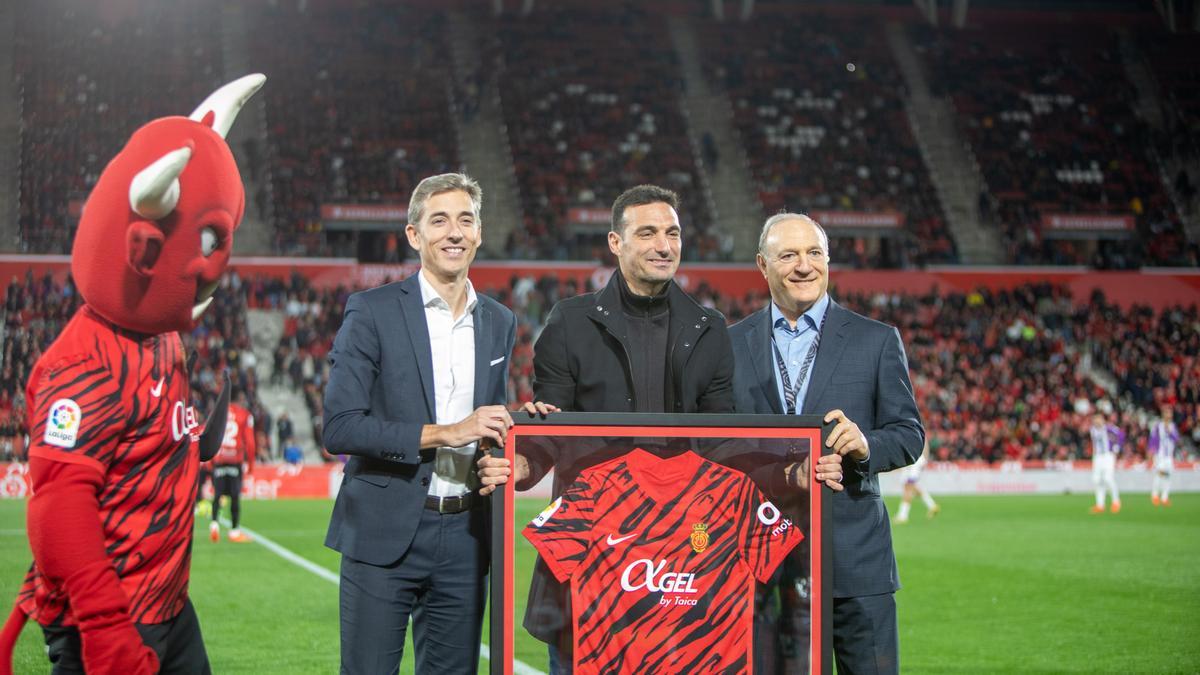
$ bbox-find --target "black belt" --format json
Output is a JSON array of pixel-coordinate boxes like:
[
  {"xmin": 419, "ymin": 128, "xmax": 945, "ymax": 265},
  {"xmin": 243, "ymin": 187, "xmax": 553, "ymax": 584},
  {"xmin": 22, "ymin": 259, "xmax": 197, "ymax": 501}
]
[{"xmin": 424, "ymin": 492, "xmax": 478, "ymax": 514}]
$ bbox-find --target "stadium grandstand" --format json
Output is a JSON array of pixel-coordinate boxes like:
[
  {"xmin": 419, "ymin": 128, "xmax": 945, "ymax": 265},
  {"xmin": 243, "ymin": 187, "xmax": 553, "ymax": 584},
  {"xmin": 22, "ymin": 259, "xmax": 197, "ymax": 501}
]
[
  {"xmin": 1, "ymin": 0, "xmax": 1199, "ymax": 672},
  {"xmin": 1, "ymin": 0, "xmax": 1196, "ymax": 463}
]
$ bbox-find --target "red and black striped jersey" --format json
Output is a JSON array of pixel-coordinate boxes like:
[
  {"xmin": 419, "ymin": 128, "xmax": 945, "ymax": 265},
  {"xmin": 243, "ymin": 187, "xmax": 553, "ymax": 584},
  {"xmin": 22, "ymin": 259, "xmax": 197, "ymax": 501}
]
[
  {"xmin": 213, "ymin": 402, "xmax": 255, "ymax": 469},
  {"xmin": 18, "ymin": 305, "xmax": 200, "ymax": 626},
  {"xmin": 523, "ymin": 448, "xmax": 802, "ymax": 674}
]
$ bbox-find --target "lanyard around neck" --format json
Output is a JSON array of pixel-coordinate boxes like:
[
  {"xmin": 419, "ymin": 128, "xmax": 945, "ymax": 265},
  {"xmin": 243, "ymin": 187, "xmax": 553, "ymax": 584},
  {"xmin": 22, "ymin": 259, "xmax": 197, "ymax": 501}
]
[{"xmin": 772, "ymin": 309, "xmax": 827, "ymax": 415}]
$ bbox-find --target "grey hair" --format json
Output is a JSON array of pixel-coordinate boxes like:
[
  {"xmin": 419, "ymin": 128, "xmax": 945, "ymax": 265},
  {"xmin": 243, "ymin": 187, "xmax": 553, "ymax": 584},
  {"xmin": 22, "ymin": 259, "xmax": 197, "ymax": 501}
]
[
  {"xmin": 408, "ymin": 173, "xmax": 482, "ymax": 226},
  {"xmin": 757, "ymin": 212, "xmax": 829, "ymax": 257}
]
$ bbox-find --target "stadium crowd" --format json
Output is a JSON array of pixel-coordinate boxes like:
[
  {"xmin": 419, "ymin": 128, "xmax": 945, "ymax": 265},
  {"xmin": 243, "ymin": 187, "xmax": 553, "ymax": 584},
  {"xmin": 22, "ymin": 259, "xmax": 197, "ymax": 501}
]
[
  {"xmin": 9, "ymin": 3, "xmax": 1197, "ymax": 269},
  {"xmin": 492, "ymin": 5, "xmax": 724, "ymax": 261},
  {"xmin": 1, "ymin": 271, "xmax": 80, "ymax": 460},
  {"xmin": 16, "ymin": 271, "xmax": 1191, "ymax": 466},
  {"xmin": 248, "ymin": 3, "xmax": 459, "ymax": 257},
  {"xmin": 13, "ymin": 1, "xmax": 225, "ymax": 254},
  {"xmin": 912, "ymin": 21, "xmax": 1193, "ymax": 268},
  {"xmin": 699, "ymin": 13, "xmax": 956, "ymax": 267},
  {"xmin": 0, "ymin": 269, "xmax": 275, "ymax": 463}
]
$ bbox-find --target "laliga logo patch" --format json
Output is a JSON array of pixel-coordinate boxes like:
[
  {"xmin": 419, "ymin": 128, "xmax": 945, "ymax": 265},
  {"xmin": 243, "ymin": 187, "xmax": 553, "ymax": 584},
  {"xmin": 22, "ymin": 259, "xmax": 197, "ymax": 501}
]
[
  {"xmin": 44, "ymin": 399, "xmax": 82, "ymax": 448},
  {"xmin": 531, "ymin": 496, "xmax": 562, "ymax": 528},
  {"xmin": 690, "ymin": 523, "xmax": 709, "ymax": 553}
]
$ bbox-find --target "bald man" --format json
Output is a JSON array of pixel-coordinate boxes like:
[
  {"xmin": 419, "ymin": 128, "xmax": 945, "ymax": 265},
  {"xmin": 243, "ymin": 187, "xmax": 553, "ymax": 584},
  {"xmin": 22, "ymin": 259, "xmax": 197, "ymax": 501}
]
[{"xmin": 729, "ymin": 213, "xmax": 924, "ymax": 674}]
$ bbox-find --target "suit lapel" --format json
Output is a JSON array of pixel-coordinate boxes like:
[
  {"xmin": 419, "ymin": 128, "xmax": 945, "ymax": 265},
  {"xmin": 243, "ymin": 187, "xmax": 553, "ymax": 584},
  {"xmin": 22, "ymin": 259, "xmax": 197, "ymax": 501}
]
[
  {"xmin": 399, "ymin": 276, "xmax": 436, "ymax": 419},
  {"xmin": 472, "ymin": 300, "xmax": 492, "ymax": 407},
  {"xmin": 801, "ymin": 299, "xmax": 850, "ymax": 414},
  {"xmin": 747, "ymin": 307, "xmax": 784, "ymax": 414}
]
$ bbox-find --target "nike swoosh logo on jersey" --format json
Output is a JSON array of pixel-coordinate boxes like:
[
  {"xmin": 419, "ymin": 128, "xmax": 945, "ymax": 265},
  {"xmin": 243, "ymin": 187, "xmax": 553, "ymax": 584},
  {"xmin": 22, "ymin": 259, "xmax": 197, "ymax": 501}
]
[
  {"xmin": 150, "ymin": 378, "xmax": 165, "ymax": 398},
  {"xmin": 606, "ymin": 533, "xmax": 636, "ymax": 546}
]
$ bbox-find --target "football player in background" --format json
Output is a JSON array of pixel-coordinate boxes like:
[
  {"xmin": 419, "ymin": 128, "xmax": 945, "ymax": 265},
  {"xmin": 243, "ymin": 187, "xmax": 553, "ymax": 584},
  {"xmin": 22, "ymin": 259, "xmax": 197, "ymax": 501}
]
[
  {"xmin": 195, "ymin": 392, "xmax": 214, "ymax": 519},
  {"xmin": 1089, "ymin": 412, "xmax": 1124, "ymax": 514},
  {"xmin": 1149, "ymin": 405, "xmax": 1180, "ymax": 507},
  {"xmin": 210, "ymin": 390, "xmax": 256, "ymax": 543},
  {"xmin": 894, "ymin": 440, "xmax": 940, "ymax": 524}
]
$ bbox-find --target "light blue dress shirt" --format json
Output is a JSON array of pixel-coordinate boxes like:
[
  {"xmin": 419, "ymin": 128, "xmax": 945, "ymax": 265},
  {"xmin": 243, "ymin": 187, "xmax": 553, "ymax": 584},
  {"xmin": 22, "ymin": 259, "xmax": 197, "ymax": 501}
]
[{"xmin": 770, "ymin": 293, "xmax": 830, "ymax": 414}]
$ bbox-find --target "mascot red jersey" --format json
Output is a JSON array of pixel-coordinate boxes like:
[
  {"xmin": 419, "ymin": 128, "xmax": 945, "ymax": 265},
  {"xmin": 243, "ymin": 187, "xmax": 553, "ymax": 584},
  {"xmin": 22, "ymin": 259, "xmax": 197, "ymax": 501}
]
[{"xmin": 0, "ymin": 74, "xmax": 265, "ymax": 675}]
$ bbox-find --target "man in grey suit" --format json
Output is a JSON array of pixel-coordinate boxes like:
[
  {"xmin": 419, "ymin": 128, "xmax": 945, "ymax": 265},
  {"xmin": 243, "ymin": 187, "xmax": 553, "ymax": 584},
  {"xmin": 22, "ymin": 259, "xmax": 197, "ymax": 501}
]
[
  {"xmin": 729, "ymin": 213, "xmax": 924, "ymax": 675},
  {"xmin": 322, "ymin": 173, "xmax": 517, "ymax": 674}
]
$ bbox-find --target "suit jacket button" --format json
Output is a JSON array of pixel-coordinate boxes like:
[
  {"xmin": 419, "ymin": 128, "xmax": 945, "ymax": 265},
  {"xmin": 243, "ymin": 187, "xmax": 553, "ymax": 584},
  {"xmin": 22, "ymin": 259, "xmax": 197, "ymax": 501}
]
[
  {"xmin": 421, "ymin": 477, "xmax": 430, "ymax": 487},
  {"xmin": 397, "ymin": 453, "xmax": 405, "ymax": 460}
]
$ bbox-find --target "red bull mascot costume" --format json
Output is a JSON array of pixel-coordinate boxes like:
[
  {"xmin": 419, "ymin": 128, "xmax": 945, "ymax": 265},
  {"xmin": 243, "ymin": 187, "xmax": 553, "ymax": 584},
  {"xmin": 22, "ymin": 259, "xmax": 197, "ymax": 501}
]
[{"xmin": 0, "ymin": 73, "xmax": 265, "ymax": 675}]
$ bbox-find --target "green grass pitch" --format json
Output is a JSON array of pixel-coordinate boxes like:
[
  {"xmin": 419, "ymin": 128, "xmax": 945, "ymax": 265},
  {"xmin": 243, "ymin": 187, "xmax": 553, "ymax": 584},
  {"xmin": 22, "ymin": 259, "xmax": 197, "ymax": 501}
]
[{"xmin": 1, "ymin": 495, "xmax": 1198, "ymax": 673}]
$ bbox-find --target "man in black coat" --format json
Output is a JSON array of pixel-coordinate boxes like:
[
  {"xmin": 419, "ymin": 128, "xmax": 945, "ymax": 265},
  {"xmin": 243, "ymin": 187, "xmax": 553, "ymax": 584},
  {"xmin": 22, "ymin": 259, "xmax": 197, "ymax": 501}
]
[
  {"xmin": 480, "ymin": 184, "xmax": 734, "ymax": 673},
  {"xmin": 523, "ymin": 185, "xmax": 735, "ymax": 476}
]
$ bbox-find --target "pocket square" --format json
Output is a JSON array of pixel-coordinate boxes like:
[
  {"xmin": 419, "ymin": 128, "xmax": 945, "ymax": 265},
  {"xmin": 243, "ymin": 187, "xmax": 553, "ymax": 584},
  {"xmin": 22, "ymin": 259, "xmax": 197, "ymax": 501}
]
[{"xmin": 490, "ymin": 356, "xmax": 506, "ymax": 366}]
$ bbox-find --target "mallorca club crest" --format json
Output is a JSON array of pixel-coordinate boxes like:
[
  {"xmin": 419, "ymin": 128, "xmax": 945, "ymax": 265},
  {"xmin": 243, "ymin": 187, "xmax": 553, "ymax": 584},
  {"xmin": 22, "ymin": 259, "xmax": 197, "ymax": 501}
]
[{"xmin": 690, "ymin": 522, "xmax": 709, "ymax": 553}]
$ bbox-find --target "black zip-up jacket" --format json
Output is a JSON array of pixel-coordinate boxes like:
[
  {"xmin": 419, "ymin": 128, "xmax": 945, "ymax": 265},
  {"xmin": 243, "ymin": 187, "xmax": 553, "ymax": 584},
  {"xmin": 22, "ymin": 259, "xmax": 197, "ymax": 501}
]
[{"xmin": 520, "ymin": 270, "xmax": 735, "ymax": 644}]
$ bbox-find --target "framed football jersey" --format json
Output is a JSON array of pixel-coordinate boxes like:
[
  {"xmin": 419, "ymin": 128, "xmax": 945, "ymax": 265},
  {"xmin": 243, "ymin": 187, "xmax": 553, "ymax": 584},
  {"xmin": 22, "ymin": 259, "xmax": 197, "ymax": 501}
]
[{"xmin": 490, "ymin": 413, "xmax": 832, "ymax": 675}]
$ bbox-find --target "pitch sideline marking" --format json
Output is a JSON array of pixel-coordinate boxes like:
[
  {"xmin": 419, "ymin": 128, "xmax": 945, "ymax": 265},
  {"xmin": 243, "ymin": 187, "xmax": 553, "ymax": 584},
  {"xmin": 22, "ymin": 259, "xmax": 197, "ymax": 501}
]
[{"xmin": 216, "ymin": 518, "xmax": 546, "ymax": 675}]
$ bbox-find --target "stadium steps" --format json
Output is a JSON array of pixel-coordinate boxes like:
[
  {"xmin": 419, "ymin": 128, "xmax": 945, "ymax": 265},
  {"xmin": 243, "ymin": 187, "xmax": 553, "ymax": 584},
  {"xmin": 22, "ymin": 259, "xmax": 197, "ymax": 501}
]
[
  {"xmin": 886, "ymin": 22, "xmax": 1004, "ymax": 265},
  {"xmin": 446, "ymin": 10, "xmax": 524, "ymax": 260},
  {"xmin": 247, "ymin": 308, "xmax": 320, "ymax": 462},
  {"xmin": 219, "ymin": 3, "xmax": 273, "ymax": 256},
  {"xmin": 668, "ymin": 17, "xmax": 764, "ymax": 260},
  {"xmin": 0, "ymin": 1, "xmax": 19, "ymax": 253},
  {"xmin": 1115, "ymin": 30, "xmax": 1164, "ymax": 129},
  {"xmin": 1116, "ymin": 31, "xmax": 1199, "ymax": 238}
]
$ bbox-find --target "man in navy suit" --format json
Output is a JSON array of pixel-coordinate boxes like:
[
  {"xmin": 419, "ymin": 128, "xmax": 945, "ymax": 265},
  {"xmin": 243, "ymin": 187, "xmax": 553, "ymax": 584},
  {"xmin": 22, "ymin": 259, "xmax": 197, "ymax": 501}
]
[
  {"xmin": 729, "ymin": 213, "xmax": 924, "ymax": 675},
  {"xmin": 322, "ymin": 173, "xmax": 517, "ymax": 674}
]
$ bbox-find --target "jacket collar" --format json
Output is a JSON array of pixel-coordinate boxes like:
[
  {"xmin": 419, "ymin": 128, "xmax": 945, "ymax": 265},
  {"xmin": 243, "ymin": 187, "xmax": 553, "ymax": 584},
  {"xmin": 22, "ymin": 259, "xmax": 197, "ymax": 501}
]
[
  {"xmin": 745, "ymin": 306, "xmax": 784, "ymax": 414},
  {"xmin": 745, "ymin": 295, "xmax": 850, "ymax": 414},
  {"xmin": 399, "ymin": 272, "xmax": 495, "ymax": 414},
  {"xmin": 589, "ymin": 272, "xmax": 712, "ymax": 340},
  {"xmin": 800, "ymin": 298, "xmax": 850, "ymax": 413},
  {"xmin": 398, "ymin": 275, "xmax": 436, "ymax": 418}
]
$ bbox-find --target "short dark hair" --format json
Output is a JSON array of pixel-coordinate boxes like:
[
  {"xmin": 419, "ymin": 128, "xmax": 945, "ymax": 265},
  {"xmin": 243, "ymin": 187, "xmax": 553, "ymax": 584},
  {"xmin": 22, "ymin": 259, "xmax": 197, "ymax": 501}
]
[{"xmin": 611, "ymin": 185, "xmax": 679, "ymax": 233}]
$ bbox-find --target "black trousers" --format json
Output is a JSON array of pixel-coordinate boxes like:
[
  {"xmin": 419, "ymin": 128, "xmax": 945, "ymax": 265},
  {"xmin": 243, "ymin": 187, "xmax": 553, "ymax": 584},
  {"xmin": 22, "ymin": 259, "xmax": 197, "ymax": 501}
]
[
  {"xmin": 195, "ymin": 465, "xmax": 211, "ymax": 504},
  {"xmin": 338, "ymin": 505, "xmax": 488, "ymax": 675},
  {"xmin": 211, "ymin": 465, "xmax": 243, "ymax": 528},
  {"xmin": 42, "ymin": 598, "xmax": 211, "ymax": 674},
  {"xmin": 832, "ymin": 593, "xmax": 899, "ymax": 675}
]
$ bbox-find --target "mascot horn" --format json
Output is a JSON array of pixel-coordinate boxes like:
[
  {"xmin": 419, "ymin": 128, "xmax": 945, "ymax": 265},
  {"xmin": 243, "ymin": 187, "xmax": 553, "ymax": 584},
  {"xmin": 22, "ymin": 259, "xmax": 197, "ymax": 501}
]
[{"xmin": 0, "ymin": 73, "xmax": 264, "ymax": 675}]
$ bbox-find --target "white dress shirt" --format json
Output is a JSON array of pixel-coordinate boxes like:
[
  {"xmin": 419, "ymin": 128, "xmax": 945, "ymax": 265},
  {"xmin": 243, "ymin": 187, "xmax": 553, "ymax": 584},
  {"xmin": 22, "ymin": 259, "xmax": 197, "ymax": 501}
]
[{"xmin": 418, "ymin": 270, "xmax": 478, "ymax": 498}]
